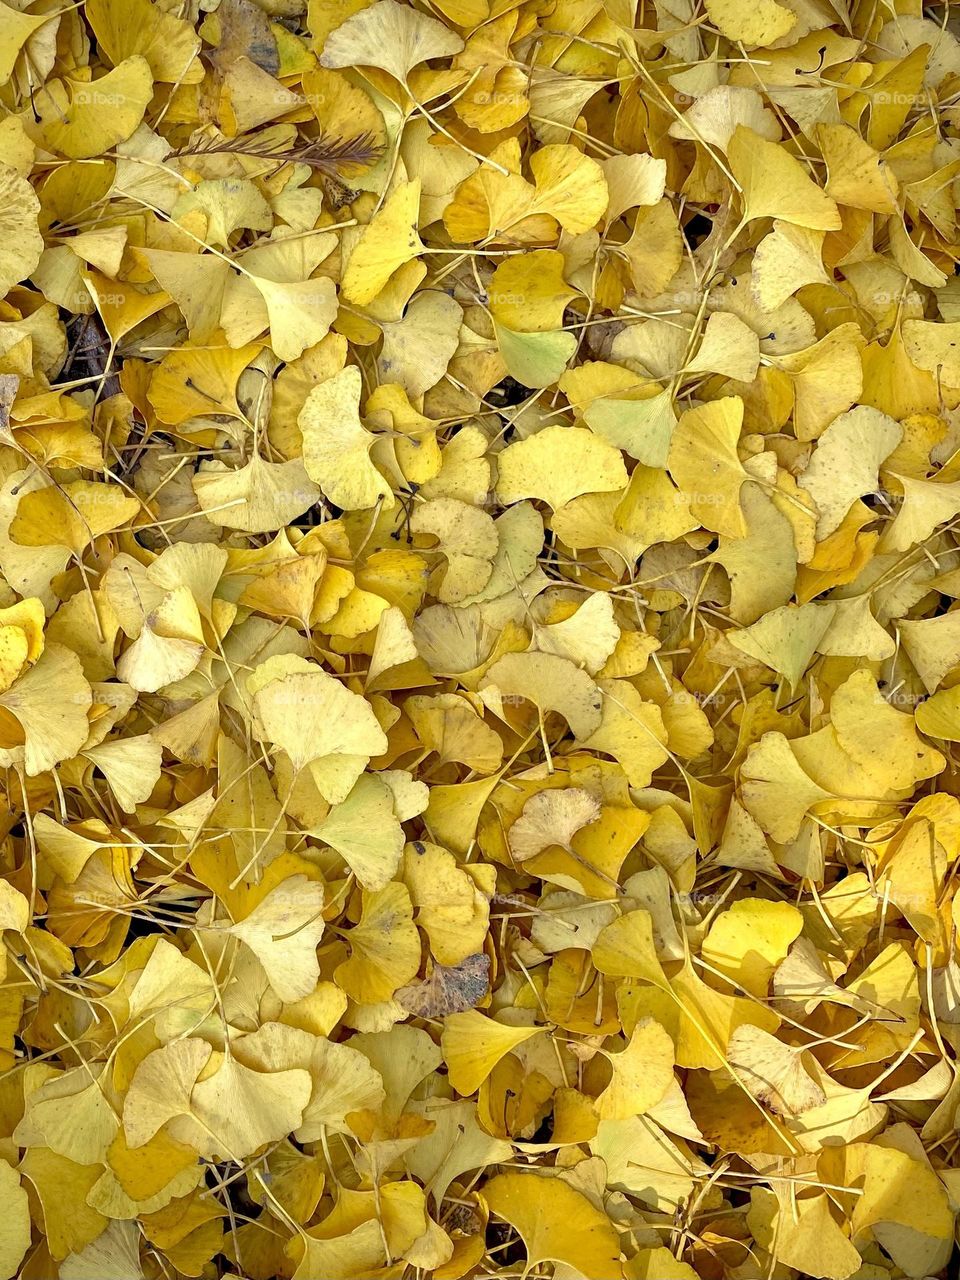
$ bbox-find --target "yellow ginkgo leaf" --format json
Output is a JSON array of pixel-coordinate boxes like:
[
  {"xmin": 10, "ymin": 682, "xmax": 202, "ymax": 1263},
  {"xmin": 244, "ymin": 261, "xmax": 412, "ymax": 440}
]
[
  {"xmin": 11, "ymin": 481, "xmax": 140, "ymax": 557},
  {"xmin": 312, "ymin": 773, "xmax": 407, "ymax": 890},
  {"xmin": 593, "ymin": 908, "xmax": 667, "ymax": 987},
  {"xmin": 701, "ymin": 898, "xmax": 803, "ymax": 998},
  {"xmin": 749, "ymin": 1189, "xmax": 862, "ymax": 1280},
  {"xmin": 250, "ymin": 657, "xmax": 387, "ymax": 794},
  {"xmin": 668, "ymin": 396, "xmax": 750, "ymax": 538},
  {"xmin": 0, "ymin": 1160, "xmax": 30, "ymax": 1280},
  {"xmin": 0, "ymin": 626, "xmax": 28, "ymax": 695},
  {"xmin": 595, "ymin": 1018, "xmax": 675, "ymax": 1120},
  {"xmin": 704, "ymin": 0, "xmax": 795, "ymax": 46},
  {"xmin": 487, "ymin": 249, "xmax": 578, "ymax": 333},
  {"xmin": 729, "ymin": 126, "xmax": 842, "ymax": 231},
  {"xmin": 193, "ymin": 454, "xmax": 323, "ymax": 534},
  {"xmin": 85, "ymin": 0, "xmax": 202, "ymax": 83},
  {"xmin": 342, "ymin": 180, "xmax": 424, "ymax": 306},
  {"xmin": 686, "ymin": 312, "xmax": 760, "ymax": 383},
  {"xmin": 123, "ymin": 1038, "xmax": 211, "ymax": 1149},
  {"xmin": 148, "ymin": 341, "xmax": 262, "ymax": 425},
  {"xmin": 402, "ymin": 840, "xmax": 490, "ymax": 965},
  {"xmin": 483, "ymin": 1172, "xmax": 621, "ymax": 1277},
  {"xmin": 223, "ymin": 875, "xmax": 326, "ymax": 1002},
  {"xmin": 82, "ymin": 734, "xmax": 163, "ymax": 813},
  {"xmin": 0, "ymin": 2, "xmax": 49, "ymax": 86},
  {"xmin": 751, "ymin": 221, "xmax": 830, "ymax": 310},
  {"xmin": 509, "ymin": 788, "xmax": 601, "ymax": 862},
  {"xmin": 728, "ymin": 602, "xmax": 835, "ymax": 687},
  {"xmin": 0, "ymin": 880, "xmax": 28, "ymax": 935},
  {"xmin": 32, "ymin": 57, "xmax": 154, "ymax": 159},
  {"xmin": 441, "ymin": 1010, "xmax": 541, "ymax": 1095},
  {"xmin": 378, "ymin": 290, "xmax": 462, "ymax": 397},
  {"xmin": 444, "ymin": 141, "xmax": 607, "ymax": 242},
  {"xmin": 173, "ymin": 1053, "xmax": 313, "ymax": 1162},
  {"xmin": 496, "ymin": 425, "xmax": 627, "ymax": 509},
  {"xmin": 0, "ymin": 163, "xmax": 42, "ymax": 297},
  {"xmin": 0, "ymin": 643, "xmax": 92, "ymax": 776},
  {"xmin": 319, "ymin": 0, "xmax": 464, "ymax": 83},
  {"xmin": 299, "ymin": 366, "xmax": 393, "ymax": 511},
  {"xmin": 410, "ymin": 497, "xmax": 498, "ymax": 603},
  {"xmin": 163, "ymin": 181, "xmax": 271, "ymax": 251},
  {"xmin": 480, "ymin": 651, "xmax": 603, "ymax": 738},
  {"xmin": 850, "ymin": 1144, "xmax": 954, "ymax": 1276},
  {"xmin": 333, "ymin": 881, "xmax": 422, "ymax": 1003},
  {"xmin": 819, "ymin": 122, "xmax": 899, "ymax": 214},
  {"xmin": 727, "ymin": 1025, "xmax": 826, "ymax": 1117}
]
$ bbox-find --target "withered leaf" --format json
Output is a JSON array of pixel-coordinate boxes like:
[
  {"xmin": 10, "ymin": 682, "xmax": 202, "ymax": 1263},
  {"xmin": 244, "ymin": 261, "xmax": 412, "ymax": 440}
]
[{"xmin": 395, "ymin": 953, "xmax": 491, "ymax": 1017}]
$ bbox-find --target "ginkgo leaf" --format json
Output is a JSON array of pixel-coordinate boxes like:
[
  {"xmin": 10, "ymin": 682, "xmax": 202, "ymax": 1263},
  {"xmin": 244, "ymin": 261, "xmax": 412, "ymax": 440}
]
[
  {"xmin": 593, "ymin": 909, "xmax": 667, "ymax": 987},
  {"xmin": 496, "ymin": 425, "xmax": 627, "ymax": 509},
  {"xmin": 0, "ymin": 164, "xmax": 42, "ymax": 297},
  {"xmin": 250, "ymin": 657, "xmax": 387, "ymax": 792},
  {"xmin": 223, "ymin": 876, "xmax": 326, "ymax": 1003},
  {"xmin": 123, "ymin": 1038, "xmax": 211, "ymax": 1149},
  {"xmin": 193, "ymin": 455, "xmax": 323, "ymax": 534},
  {"xmin": 509, "ymin": 788, "xmax": 601, "ymax": 862},
  {"xmin": 749, "ymin": 1189, "xmax": 862, "ymax": 1280},
  {"xmin": 320, "ymin": 0, "xmax": 464, "ymax": 82},
  {"xmin": 11, "ymin": 481, "xmax": 140, "ymax": 556},
  {"xmin": 799, "ymin": 406, "xmax": 902, "ymax": 537},
  {"xmin": 483, "ymin": 1172, "xmax": 621, "ymax": 1276},
  {"xmin": 312, "ymin": 773, "xmax": 405, "ymax": 889},
  {"xmin": 0, "ymin": 880, "xmax": 28, "ymax": 934},
  {"xmin": 701, "ymin": 898, "xmax": 803, "ymax": 998},
  {"xmin": 444, "ymin": 140, "xmax": 607, "ymax": 242},
  {"xmin": 403, "ymin": 839, "xmax": 490, "ymax": 964},
  {"xmin": 728, "ymin": 602, "xmax": 835, "ymax": 687},
  {"xmin": 668, "ymin": 85, "xmax": 780, "ymax": 151},
  {"xmin": 441, "ymin": 1010, "xmax": 541, "ymax": 1095},
  {"xmin": 293, "ymin": 1037, "xmax": 386, "ymax": 1140},
  {"xmin": 704, "ymin": 0, "xmax": 795, "ymax": 45},
  {"xmin": 488, "ymin": 250, "xmax": 577, "ymax": 332},
  {"xmin": 729, "ymin": 126, "xmax": 842, "ymax": 230},
  {"xmin": 495, "ymin": 325, "xmax": 578, "ymax": 389},
  {"xmin": 85, "ymin": 0, "xmax": 202, "ymax": 82},
  {"xmin": 83, "ymin": 734, "xmax": 163, "ymax": 812},
  {"xmin": 686, "ymin": 312, "xmax": 760, "ymax": 383},
  {"xmin": 596, "ymin": 1018, "xmax": 675, "ymax": 1120},
  {"xmin": 480, "ymin": 651, "xmax": 603, "ymax": 738},
  {"xmin": 342, "ymin": 180, "xmax": 424, "ymax": 305},
  {"xmin": 751, "ymin": 221, "xmax": 830, "ymax": 310},
  {"xmin": 411, "ymin": 497, "xmax": 498, "ymax": 603},
  {"xmin": 668, "ymin": 397, "xmax": 749, "ymax": 538},
  {"xmin": 0, "ymin": 1161, "xmax": 31, "ymax": 1280},
  {"xmin": 397, "ymin": 954, "xmax": 490, "ymax": 1017},
  {"xmin": 334, "ymin": 882, "xmax": 422, "ymax": 1004},
  {"xmin": 17, "ymin": 1067, "xmax": 119, "ymax": 1164},
  {"xmin": 249, "ymin": 275, "xmax": 339, "ymax": 364},
  {"xmin": 299, "ymin": 365, "xmax": 393, "ymax": 511},
  {"xmin": 379, "ymin": 290, "xmax": 462, "ymax": 397},
  {"xmin": 0, "ymin": 3, "xmax": 48, "ymax": 86},
  {"xmin": 33, "ymin": 57, "xmax": 154, "ymax": 158},
  {"xmin": 728, "ymin": 1025, "xmax": 826, "ymax": 1117},
  {"xmin": 577, "ymin": 679, "xmax": 669, "ymax": 787},
  {"xmin": 139, "ymin": 249, "xmax": 230, "ymax": 343},
  {"xmin": 585, "ymin": 389, "xmax": 677, "ymax": 467},
  {"xmin": 172, "ymin": 1052, "xmax": 313, "ymax": 1161},
  {"xmin": 0, "ymin": 643, "xmax": 92, "ymax": 776}
]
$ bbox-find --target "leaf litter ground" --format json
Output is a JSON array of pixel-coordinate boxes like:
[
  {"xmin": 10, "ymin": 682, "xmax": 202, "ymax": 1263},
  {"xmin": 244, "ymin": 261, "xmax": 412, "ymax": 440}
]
[{"xmin": 0, "ymin": 1, "xmax": 959, "ymax": 1278}]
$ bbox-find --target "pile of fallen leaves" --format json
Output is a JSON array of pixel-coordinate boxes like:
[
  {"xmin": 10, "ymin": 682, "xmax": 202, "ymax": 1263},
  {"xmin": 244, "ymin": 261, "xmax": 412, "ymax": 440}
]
[{"xmin": 3, "ymin": 0, "xmax": 960, "ymax": 1276}]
